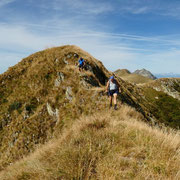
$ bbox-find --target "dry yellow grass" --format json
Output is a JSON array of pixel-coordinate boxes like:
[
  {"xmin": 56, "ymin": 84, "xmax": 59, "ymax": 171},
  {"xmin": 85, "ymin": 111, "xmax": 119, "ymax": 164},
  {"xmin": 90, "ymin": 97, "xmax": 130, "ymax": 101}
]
[
  {"xmin": 119, "ymin": 74, "xmax": 153, "ymax": 84},
  {"xmin": 0, "ymin": 105, "xmax": 179, "ymax": 180}
]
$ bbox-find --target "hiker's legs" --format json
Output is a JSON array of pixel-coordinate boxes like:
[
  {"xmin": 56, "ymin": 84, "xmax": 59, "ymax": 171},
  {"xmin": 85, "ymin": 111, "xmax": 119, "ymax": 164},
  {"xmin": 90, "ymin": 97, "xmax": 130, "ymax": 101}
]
[
  {"xmin": 113, "ymin": 93, "xmax": 117, "ymax": 105},
  {"xmin": 113, "ymin": 93, "xmax": 118, "ymax": 110},
  {"xmin": 109, "ymin": 95, "xmax": 113, "ymax": 106},
  {"xmin": 79, "ymin": 65, "xmax": 82, "ymax": 71}
]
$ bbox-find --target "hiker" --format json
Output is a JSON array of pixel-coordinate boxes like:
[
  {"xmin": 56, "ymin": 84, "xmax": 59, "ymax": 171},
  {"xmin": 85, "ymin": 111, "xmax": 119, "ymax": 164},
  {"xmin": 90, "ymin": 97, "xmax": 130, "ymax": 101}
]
[
  {"xmin": 78, "ymin": 57, "xmax": 85, "ymax": 71},
  {"xmin": 106, "ymin": 76, "xmax": 120, "ymax": 110}
]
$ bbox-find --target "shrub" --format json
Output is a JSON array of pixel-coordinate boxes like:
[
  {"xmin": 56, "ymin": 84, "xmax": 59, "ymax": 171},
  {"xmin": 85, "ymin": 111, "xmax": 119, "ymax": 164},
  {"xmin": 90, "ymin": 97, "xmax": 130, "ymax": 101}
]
[{"xmin": 8, "ymin": 101, "xmax": 22, "ymax": 112}]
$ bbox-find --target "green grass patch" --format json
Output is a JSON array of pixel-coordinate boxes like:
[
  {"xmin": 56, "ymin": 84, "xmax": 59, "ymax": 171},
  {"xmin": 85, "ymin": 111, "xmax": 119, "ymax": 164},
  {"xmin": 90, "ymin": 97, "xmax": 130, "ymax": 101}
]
[{"xmin": 144, "ymin": 88, "xmax": 180, "ymax": 129}]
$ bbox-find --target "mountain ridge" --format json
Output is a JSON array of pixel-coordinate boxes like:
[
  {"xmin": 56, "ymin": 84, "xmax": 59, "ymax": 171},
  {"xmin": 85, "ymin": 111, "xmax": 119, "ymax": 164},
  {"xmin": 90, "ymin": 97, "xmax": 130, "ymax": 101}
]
[{"xmin": 0, "ymin": 45, "xmax": 180, "ymax": 177}]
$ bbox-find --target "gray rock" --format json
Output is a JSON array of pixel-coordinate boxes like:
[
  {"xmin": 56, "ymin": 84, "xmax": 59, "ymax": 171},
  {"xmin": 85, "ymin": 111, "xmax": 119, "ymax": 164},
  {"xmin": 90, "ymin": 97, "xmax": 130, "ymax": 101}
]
[
  {"xmin": 23, "ymin": 113, "xmax": 29, "ymax": 120},
  {"xmin": 74, "ymin": 53, "xmax": 79, "ymax": 58},
  {"xmin": 82, "ymin": 75, "xmax": 99, "ymax": 87},
  {"xmin": 80, "ymin": 80, "xmax": 91, "ymax": 89},
  {"xmin": 85, "ymin": 64, "xmax": 93, "ymax": 72},
  {"xmin": 66, "ymin": 87, "xmax": 73, "ymax": 101},
  {"xmin": 67, "ymin": 53, "xmax": 72, "ymax": 59},
  {"xmin": 47, "ymin": 103, "xmax": 55, "ymax": 117},
  {"xmin": 63, "ymin": 57, "xmax": 69, "ymax": 64},
  {"xmin": 55, "ymin": 109, "xmax": 60, "ymax": 125},
  {"xmin": 46, "ymin": 103, "xmax": 59, "ymax": 124},
  {"xmin": 55, "ymin": 58, "xmax": 59, "ymax": 63},
  {"xmin": 55, "ymin": 72, "xmax": 64, "ymax": 87}
]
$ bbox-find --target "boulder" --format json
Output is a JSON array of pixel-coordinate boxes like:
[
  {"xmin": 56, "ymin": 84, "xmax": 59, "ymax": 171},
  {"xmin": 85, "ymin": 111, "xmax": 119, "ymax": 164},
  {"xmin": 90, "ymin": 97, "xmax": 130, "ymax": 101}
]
[
  {"xmin": 63, "ymin": 57, "xmax": 69, "ymax": 65},
  {"xmin": 66, "ymin": 87, "xmax": 73, "ymax": 101},
  {"xmin": 46, "ymin": 103, "xmax": 59, "ymax": 124},
  {"xmin": 66, "ymin": 53, "xmax": 72, "ymax": 59},
  {"xmin": 55, "ymin": 72, "xmax": 64, "ymax": 87}
]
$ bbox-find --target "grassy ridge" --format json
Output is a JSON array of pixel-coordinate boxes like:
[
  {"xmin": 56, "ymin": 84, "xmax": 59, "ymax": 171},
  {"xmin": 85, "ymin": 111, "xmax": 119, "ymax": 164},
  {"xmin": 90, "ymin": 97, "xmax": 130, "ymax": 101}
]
[
  {"xmin": 114, "ymin": 69, "xmax": 153, "ymax": 84},
  {"xmin": 0, "ymin": 105, "xmax": 179, "ymax": 180},
  {"xmin": 0, "ymin": 45, "xmax": 180, "ymax": 179}
]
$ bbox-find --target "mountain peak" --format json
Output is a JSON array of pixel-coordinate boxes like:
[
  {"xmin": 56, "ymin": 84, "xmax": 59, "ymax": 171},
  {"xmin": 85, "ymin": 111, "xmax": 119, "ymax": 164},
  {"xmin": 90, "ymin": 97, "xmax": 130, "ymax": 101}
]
[{"xmin": 133, "ymin": 68, "xmax": 157, "ymax": 80}]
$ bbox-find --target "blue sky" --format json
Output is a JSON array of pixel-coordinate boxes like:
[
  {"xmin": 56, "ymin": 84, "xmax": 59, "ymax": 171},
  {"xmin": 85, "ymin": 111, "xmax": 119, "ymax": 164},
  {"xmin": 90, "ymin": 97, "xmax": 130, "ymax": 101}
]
[{"xmin": 0, "ymin": 0, "xmax": 180, "ymax": 74}]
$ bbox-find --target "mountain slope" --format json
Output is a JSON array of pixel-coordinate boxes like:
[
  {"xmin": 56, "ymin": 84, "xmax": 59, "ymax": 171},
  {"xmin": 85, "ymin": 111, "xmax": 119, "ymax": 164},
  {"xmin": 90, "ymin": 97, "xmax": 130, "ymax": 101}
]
[
  {"xmin": 145, "ymin": 78, "xmax": 180, "ymax": 100},
  {"xmin": 0, "ymin": 45, "xmax": 179, "ymax": 173},
  {"xmin": 133, "ymin": 68, "xmax": 157, "ymax": 80},
  {"xmin": 0, "ymin": 106, "xmax": 179, "ymax": 180},
  {"xmin": 114, "ymin": 69, "xmax": 131, "ymax": 76},
  {"xmin": 0, "ymin": 45, "xmax": 111, "ymax": 169},
  {"xmin": 114, "ymin": 69, "xmax": 153, "ymax": 84},
  {"xmin": 0, "ymin": 45, "xmax": 150, "ymax": 169}
]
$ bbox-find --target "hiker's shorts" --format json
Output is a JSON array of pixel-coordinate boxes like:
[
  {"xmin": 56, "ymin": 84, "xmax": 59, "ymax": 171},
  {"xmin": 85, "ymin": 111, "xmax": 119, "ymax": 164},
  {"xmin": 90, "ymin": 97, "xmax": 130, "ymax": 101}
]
[
  {"xmin": 79, "ymin": 64, "xmax": 84, "ymax": 68},
  {"xmin": 108, "ymin": 89, "xmax": 119, "ymax": 96}
]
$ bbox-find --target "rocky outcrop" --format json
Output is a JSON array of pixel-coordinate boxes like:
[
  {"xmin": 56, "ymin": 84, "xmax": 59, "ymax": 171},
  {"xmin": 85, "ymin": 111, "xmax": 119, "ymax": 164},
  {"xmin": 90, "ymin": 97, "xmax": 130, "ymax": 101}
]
[
  {"xmin": 148, "ymin": 78, "xmax": 180, "ymax": 100},
  {"xmin": 55, "ymin": 72, "xmax": 65, "ymax": 87},
  {"xmin": 133, "ymin": 69, "xmax": 157, "ymax": 80},
  {"xmin": 46, "ymin": 103, "xmax": 60, "ymax": 124},
  {"xmin": 66, "ymin": 87, "xmax": 73, "ymax": 101},
  {"xmin": 80, "ymin": 74, "xmax": 99, "ymax": 89}
]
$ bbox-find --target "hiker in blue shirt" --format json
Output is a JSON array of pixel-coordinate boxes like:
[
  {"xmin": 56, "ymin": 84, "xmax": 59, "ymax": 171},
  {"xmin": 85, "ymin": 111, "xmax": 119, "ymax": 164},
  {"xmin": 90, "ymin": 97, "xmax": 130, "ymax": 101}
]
[
  {"xmin": 78, "ymin": 57, "xmax": 85, "ymax": 71},
  {"xmin": 106, "ymin": 76, "xmax": 121, "ymax": 110}
]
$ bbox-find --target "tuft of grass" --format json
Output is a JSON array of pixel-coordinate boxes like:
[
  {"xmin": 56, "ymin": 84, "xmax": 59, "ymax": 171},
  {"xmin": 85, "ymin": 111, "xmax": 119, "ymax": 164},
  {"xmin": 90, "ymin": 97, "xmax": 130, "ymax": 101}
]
[{"xmin": 8, "ymin": 101, "xmax": 22, "ymax": 113}]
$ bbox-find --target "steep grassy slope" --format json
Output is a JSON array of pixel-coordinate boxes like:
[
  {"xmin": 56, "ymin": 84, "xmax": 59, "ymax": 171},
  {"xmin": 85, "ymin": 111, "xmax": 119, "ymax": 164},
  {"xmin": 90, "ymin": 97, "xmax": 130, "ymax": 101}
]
[
  {"xmin": 0, "ymin": 106, "xmax": 179, "ymax": 180},
  {"xmin": 143, "ymin": 87, "xmax": 180, "ymax": 129},
  {"xmin": 0, "ymin": 45, "xmax": 111, "ymax": 169}
]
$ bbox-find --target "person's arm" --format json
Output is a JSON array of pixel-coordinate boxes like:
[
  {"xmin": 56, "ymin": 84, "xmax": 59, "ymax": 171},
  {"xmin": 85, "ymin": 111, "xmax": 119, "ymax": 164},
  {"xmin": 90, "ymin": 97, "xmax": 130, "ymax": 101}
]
[{"xmin": 106, "ymin": 81, "xmax": 109, "ymax": 92}]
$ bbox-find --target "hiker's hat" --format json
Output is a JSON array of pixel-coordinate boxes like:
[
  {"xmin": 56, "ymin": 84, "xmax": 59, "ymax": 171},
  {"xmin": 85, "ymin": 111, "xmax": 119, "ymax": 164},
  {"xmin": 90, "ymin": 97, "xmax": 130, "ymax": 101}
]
[{"xmin": 110, "ymin": 76, "xmax": 114, "ymax": 79}]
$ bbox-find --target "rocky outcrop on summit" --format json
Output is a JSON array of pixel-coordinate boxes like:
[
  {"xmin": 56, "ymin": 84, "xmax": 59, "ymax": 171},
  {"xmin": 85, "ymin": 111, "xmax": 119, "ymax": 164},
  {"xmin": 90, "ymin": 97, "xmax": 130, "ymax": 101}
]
[{"xmin": 133, "ymin": 68, "xmax": 157, "ymax": 80}]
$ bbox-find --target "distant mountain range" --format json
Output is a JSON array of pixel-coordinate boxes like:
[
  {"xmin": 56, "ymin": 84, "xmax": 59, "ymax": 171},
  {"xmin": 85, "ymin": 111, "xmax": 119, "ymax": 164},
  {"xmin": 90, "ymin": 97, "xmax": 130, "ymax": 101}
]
[{"xmin": 155, "ymin": 73, "xmax": 180, "ymax": 78}]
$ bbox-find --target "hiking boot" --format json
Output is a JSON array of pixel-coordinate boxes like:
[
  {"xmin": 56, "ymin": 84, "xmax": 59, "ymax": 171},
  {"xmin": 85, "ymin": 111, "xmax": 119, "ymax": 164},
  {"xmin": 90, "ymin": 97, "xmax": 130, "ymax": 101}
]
[{"xmin": 114, "ymin": 104, "xmax": 117, "ymax": 110}]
